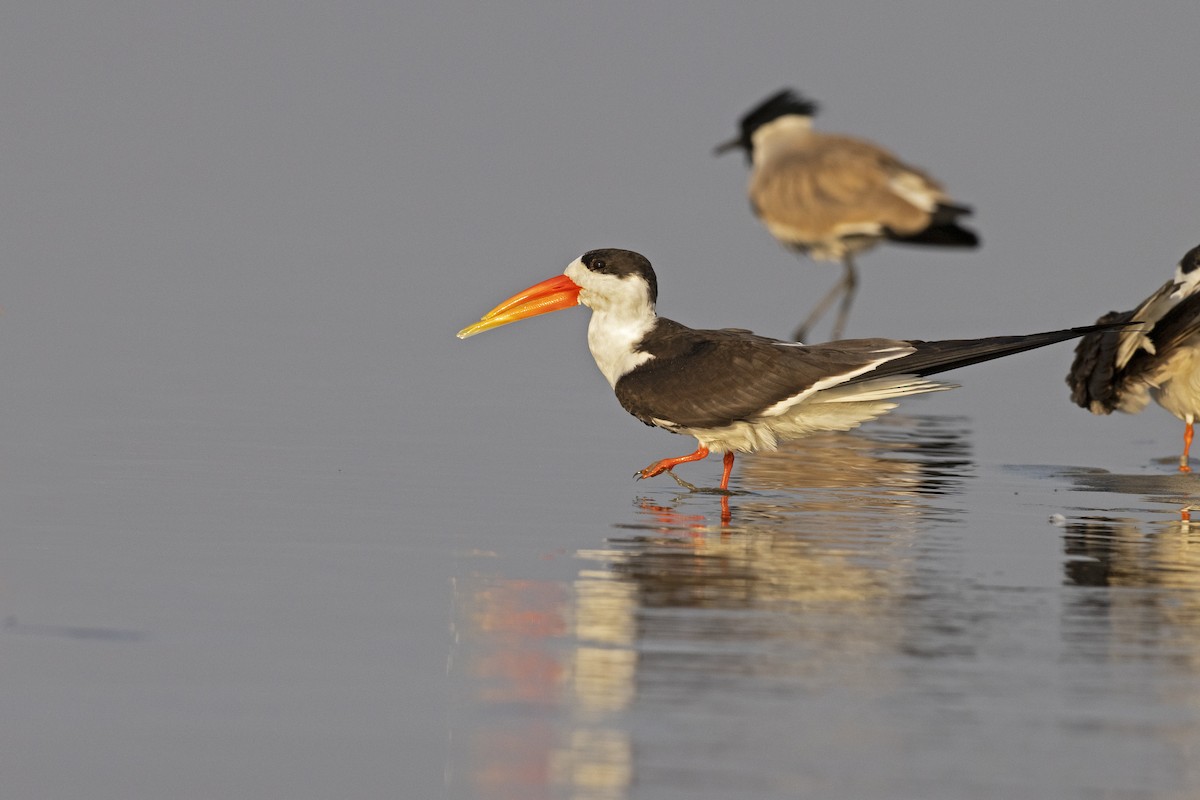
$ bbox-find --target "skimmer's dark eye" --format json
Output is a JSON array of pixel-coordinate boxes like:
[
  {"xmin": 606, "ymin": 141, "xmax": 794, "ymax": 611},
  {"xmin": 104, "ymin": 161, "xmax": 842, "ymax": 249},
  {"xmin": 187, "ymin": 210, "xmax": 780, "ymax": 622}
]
[{"xmin": 590, "ymin": 259, "xmax": 606, "ymax": 272}]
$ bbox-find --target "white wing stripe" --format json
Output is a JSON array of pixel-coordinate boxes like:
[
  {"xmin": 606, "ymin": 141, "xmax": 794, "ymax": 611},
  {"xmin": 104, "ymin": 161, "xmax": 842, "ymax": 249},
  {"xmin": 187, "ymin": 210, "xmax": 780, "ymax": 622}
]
[{"xmin": 758, "ymin": 346, "xmax": 913, "ymax": 417}]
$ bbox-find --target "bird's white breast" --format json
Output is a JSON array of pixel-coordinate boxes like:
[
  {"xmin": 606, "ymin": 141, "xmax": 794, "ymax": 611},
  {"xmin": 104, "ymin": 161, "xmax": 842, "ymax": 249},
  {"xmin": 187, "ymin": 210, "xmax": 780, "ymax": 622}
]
[{"xmin": 587, "ymin": 312, "xmax": 654, "ymax": 388}]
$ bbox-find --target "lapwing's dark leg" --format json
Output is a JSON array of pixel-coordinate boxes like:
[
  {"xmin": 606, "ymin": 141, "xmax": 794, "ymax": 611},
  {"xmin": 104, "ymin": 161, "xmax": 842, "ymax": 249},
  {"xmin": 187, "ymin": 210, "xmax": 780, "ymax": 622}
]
[
  {"xmin": 793, "ymin": 254, "xmax": 857, "ymax": 342},
  {"xmin": 829, "ymin": 254, "xmax": 859, "ymax": 341}
]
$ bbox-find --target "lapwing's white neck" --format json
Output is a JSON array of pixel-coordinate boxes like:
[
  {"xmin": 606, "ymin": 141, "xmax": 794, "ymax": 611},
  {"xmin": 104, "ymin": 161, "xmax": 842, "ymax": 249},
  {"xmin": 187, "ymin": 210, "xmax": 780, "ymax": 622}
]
[{"xmin": 750, "ymin": 114, "xmax": 814, "ymax": 167}]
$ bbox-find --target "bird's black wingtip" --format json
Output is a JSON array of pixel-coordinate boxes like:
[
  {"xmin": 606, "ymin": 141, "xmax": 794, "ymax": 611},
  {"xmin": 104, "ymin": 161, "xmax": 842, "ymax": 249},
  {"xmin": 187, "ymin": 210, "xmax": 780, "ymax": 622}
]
[{"xmin": 885, "ymin": 223, "xmax": 980, "ymax": 249}]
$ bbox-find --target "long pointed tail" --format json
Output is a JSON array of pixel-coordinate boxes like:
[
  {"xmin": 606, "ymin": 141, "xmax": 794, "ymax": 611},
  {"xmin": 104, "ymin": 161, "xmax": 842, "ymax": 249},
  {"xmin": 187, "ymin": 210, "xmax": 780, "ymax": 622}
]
[{"xmin": 869, "ymin": 323, "xmax": 1130, "ymax": 382}]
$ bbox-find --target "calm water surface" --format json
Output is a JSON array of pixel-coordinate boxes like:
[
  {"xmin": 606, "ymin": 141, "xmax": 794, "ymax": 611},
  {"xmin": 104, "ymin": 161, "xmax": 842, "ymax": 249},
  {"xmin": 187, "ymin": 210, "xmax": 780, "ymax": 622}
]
[{"xmin": 448, "ymin": 416, "xmax": 1200, "ymax": 800}]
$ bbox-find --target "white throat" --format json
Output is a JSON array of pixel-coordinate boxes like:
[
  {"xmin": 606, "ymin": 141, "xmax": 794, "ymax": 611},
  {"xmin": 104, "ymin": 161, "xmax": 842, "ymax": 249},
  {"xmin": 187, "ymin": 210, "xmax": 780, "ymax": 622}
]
[
  {"xmin": 563, "ymin": 258, "xmax": 657, "ymax": 388},
  {"xmin": 750, "ymin": 115, "xmax": 813, "ymax": 167},
  {"xmin": 587, "ymin": 308, "xmax": 655, "ymax": 388}
]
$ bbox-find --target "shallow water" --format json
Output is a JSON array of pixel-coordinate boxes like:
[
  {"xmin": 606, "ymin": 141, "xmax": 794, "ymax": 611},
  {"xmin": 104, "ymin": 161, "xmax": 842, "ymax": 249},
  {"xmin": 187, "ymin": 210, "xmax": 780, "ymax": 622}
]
[
  {"xmin": 447, "ymin": 416, "xmax": 1200, "ymax": 800},
  {"xmin": 5, "ymin": 382, "xmax": 1200, "ymax": 800}
]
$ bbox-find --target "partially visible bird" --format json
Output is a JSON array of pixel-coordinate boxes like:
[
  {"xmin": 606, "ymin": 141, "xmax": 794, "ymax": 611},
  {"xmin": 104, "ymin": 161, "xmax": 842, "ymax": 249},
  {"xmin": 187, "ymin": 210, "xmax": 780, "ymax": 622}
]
[
  {"xmin": 1067, "ymin": 244, "xmax": 1200, "ymax": 472},
  {"xmin": 460, "ymin": 248, "xmax": 1114, "ymax": 492},
  {"xmin": 715, "ymin": 88, "xmax": 979, "ymax": 342}
]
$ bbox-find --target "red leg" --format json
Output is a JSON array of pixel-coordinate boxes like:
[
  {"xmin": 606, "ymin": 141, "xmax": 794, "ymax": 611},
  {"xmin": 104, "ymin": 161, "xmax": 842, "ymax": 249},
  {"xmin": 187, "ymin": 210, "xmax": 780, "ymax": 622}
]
[
  {"xmin": 637, "ymin": 445, "xmax": 709, "ymax": 481},
  {"xmin": 719, "ymin": 451, "xmax": 735, "ymax": 491},
  {"xmin": 1182, "ymin": 420, "xmax": 1194, "ymax": 473}
]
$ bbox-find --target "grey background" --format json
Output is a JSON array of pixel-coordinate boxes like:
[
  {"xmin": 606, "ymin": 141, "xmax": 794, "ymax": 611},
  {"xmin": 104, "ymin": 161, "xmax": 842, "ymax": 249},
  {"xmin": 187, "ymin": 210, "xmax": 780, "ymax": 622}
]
[{"xmin": 1, "ymin": 3, "xmax": 1199, "ymax": 799}]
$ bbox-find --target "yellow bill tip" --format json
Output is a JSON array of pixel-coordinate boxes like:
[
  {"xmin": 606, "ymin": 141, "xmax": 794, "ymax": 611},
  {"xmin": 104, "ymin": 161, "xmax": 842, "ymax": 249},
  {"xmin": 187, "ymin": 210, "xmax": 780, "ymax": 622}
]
[
  {"xmin": 456, "ymin": 324, "xmax": 484, "ymax": 339},
  {"xmin": 456, "ymin": 274, "xmax": 582, "ymax": 341}
]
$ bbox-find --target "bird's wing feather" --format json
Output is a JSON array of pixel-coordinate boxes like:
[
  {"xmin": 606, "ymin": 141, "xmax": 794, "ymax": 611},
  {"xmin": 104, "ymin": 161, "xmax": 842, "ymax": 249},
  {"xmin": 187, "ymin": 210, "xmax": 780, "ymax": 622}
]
[
  {"xmin": 1066, "ymin": 309, "xmax": 1144, "ymax": 413},
  {"xmin": 613, "ymin": 320, "xmax": 911, "ymax": 429},
  {"xmin": 1067, "ymin": 284, "xmax": 1200, "ymax": 414},
  {"xmin": 1119, "ymin": 292, "xmax": 1200, "ymax": 390},
  {"xmin": 619, "ymin": 322, "xmax": 1112, "ymax": 432},
  {"xmin": 757, "ymin": 137, "xmax": 942, "ymax": 236},
  {"xmin": 1112, "ymin": 278, "xmax": 1179, "ymax": 367}
]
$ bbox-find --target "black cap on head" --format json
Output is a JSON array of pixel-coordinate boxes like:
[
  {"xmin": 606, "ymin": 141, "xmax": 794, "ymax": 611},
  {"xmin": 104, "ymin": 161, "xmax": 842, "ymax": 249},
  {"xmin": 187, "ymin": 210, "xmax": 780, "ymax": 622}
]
[
  {"xmin": 740, "ymin": 88, "xmax": 818, "ymax": 134},
  {"xmin": 581, "ymin": 249, "xmax": 657, "ymax": 305}
]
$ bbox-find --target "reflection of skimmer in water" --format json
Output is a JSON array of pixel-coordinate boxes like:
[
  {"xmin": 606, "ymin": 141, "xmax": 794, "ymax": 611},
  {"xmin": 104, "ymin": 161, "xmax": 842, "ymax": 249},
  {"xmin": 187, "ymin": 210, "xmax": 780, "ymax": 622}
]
[
  {"xmin": 626, "ymin": 413, "xmax": 973, "ymax": 529},
  {"xmin": 576, "ymin": 416, "xmax": 984, "ymax": 751}
]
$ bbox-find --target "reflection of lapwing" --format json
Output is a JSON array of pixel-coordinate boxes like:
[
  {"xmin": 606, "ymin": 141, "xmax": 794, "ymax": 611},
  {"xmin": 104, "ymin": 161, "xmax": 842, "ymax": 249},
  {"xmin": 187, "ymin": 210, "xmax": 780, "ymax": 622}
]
[
  {"xmin": 460, "ymin": 249, "xmax": 1116, "ymax": 491},
  {"xmin": 1067, "ymin": 244, "xmax": 1200, "ymax": 472},
  {"xmin": 715, "ymin": 89, "xmax": 979, "ymax": 341}
]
